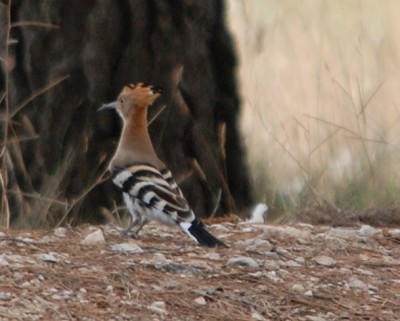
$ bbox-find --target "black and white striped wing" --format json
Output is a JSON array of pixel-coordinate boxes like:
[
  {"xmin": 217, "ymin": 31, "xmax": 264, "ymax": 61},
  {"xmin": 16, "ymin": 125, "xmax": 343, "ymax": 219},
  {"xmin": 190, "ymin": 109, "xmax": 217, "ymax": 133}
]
[{"xmin": 113, "ymin": 164, "xmax": 194, "ymax": 224}]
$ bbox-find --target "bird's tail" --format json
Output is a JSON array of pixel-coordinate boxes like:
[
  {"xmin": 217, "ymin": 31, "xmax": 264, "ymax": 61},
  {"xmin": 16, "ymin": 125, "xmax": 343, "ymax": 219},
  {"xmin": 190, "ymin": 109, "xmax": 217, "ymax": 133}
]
[{"xmin": 182, "ymin": 219, "xmax": 228, "ymax": 248}]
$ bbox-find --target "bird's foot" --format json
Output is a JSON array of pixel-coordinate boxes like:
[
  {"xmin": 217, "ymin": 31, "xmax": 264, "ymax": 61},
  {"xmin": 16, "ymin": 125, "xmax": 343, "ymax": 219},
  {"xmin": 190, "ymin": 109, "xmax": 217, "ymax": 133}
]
[{"xmin": 121, "ymin": 229, "xmax": 141, "ymax": 239}]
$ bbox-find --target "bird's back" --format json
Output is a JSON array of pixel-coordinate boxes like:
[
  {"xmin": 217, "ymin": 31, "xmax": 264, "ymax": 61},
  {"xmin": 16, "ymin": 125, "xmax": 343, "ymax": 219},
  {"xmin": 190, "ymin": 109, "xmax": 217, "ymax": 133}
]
[{"xmin": 113, "ymin": 163, "xmax": 195, "ymax": 225}]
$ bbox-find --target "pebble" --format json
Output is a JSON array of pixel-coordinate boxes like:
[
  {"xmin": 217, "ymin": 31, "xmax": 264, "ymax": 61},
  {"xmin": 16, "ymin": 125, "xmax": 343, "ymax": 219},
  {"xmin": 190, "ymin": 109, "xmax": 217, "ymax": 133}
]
[
  {"xmin": 242, "ymin": 227, "xmax": 255, "ymax": 232},
  {"xmin": 260, "ymin": 226, "xmax": 312, "ymax": 241},
  {"xmin": 235, "ymin": 238, "xmax": 273, "ymax": 252},
  {"xmin": 285, "ymin": 260, "xmax": 302, "ymax": 268},
  {"xmin": 227, "ymin": 256, "xmax": 259, "ymax": 268},
  {"xmin": 304, "ymin": 290, "xmax": 313, "ymax": 297},
  {"xmin": 264, "ymin": 260, "xmax": 280, "ymax": 270},
  {"xmin": 314, "ymin": 255, "xmax": 336, "ymax": 267},
  {"xmin": 194, "ymin": 296, "xmax": 207, "ymax": 306},
  {"xmin": 160, "ymin": 280, "xmax": 181, "ymax": 289},
  {"xmin": 110, "ymin": 243, "xmax": 143, "ymax": 254},
  {"xmin": 53, "ymin": 227, "xmax": 67, "ymax": 237},
  {"xmin": 368, "ymin": 284, "xmax": 379, "ymax": 292},
  {"xmin": 203, "ymin": 252, "xmax": 221, "ymax": 261},
  {"xmin": 266, "ymin": 271, "xmax": 282, "ymax": 282},
  {"xmin": 212, "ymin": 224, "xmax": 231, "ymax": 232},
  {"xmin": 149, "ymin": 301, "xmax": 167, "ymax": 314},
  {"xmin": 251, "ymin": 311, "xmax": 267, "ymax": 321},
  {"xmin": 0, "ymin": 255, "xmax": 9, "ymax": 266},
  {"xmin": 358, "ymin": 225, "xmax": 379, "ymax": 236},
  {"xmin": 81, "ymin": 229, "xmax": 105, "ymax": 245},
  {"xmin": 0, "ymin": 292, "xmax": 13, "ymax": 301},
  {"xmin": 35, "ymin": 252, "xmax": 59, "ymax": 263},
  {"xmin": 348, "ymin": 277, "xmax": 366, "ymax": 290},
  {"xmin": 387, "ymin": 228, "xmax": 400, "ymax": 238},
  {"xmin": 153, "ymin": 253, "xmax": 167, "ymax": 261},
  {"xmin": 291, "ymin": 284, "xmax": 306, "ymax": 294},
  {"xmin": 306, "ymin": 316, "xmax": 326, "ymax": 321},
  {"xmin": 326, "ymin": 228, "xmax": 357, "ymax": 239}
]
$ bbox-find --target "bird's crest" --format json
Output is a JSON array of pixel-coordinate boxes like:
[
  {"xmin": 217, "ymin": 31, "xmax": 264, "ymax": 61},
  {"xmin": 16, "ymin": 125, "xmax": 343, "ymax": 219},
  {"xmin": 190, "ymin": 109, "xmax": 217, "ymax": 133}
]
[{"xmin": 119, "ymin": 82, "xmax": 163, "ymax": 107}]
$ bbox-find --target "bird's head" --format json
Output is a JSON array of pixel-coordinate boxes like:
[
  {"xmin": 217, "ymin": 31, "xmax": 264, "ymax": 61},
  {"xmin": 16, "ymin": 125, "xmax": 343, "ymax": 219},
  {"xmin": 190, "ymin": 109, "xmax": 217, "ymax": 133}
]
[{"xmin": 99, "ymin": 82, "xmax": 163, "ymax": 119}]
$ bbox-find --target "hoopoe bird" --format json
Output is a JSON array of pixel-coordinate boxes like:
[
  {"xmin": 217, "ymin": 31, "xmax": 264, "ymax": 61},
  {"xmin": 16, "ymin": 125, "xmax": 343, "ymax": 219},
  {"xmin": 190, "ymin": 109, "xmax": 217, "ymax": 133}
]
[{"xmin": 99, "ymin": 83, "xmax": 227, "ymax": 248}]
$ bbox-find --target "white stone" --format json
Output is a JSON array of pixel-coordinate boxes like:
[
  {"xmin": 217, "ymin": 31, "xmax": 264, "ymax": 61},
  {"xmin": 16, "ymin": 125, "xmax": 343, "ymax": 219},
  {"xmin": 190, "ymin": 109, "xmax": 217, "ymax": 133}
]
[
  {"xmin": 212, "ymin": 224, "xmax": 231, "ymax": 232},
  {"xmin": 203, "ymin": 252, "xmax": 221, "ymax": 261},
  {"xmin": 266, "ymin": 271, "xmax": 282, "ymax": 282},
  {"xmin": 326, "ymin": 228, "xmax": 357, "ymax": 239},
  {"xmin": 194, "ymin": 296, "xmax": 207, "ymax": 306},
  {"xmin": 110, "ymin": 243, "xmax": 143, "ymax": 254},
  {"xmin": 237, "ymin": 239, "xmax": 273, "ymax": 252},
  {"xmin": 285, "ymin": 260, "xmax": 302, "ymax": 268},
  {"xmin": 295, "ymin": 256, "xmax": 306, "ymax": 264},
  {"xmin": 247, "ymin": 203, "xmax": 268, "ymax": 223},
  {"xmin": 368, "ymin": 284, "xmax": 379, "ymax": 292},
  {"xmin": 0, "ymin": 292, "xmax": 13, "ymax": 301},
  {"xmin": 54, "ymin": 227, "xmax": 67, "ymax": 237},
  {"xmin": 21, "ymin": 281, "xmax": 31, "ymax": 288},
  {"xmin": 153, "ymin": 253, "xmax": 167, "ymax": 261},
  {"xmin": 260, "ymin": 226, "xmax": 311, "ymax": 241},
  {"xmin": 304, "ymin": 290, "xmax": 313, "ymax": 297},
  {"xmin": 149, "ymin": 301, "xmax": 167, "ymax": 314},
  {"xmin": 314, "ymin": 255, "xmax": 336, "ymax": 267},
  {"xmin": 242, "ymin": 227, "xmax": 256, "ymax": 232},
  {"xmin": 306, "ymin": 316, "xmax": 326, "ymax": 321},
  {"xmin": 251, "ymin": 311, "xmax": 267, "ymax": 321},
  {"xmin": 81, "ymin": 229, "xmax": 105, "ymax": 245},
  {"xmin": 291, "ymin": 284, "xmax": 306, "ymax": 294},
  {"xmin": 296, "ymin": 223, "xmax": 314, "ymax": 230},
  {"xmin": 227, "ymin": 256, "xmax": 259, "ymax": 268},
  {"xmin": 248, "ymin": 271, "xmax": 263, "ymax": 277},
  {"xmin": 387, "ymin": 228, "xmax": 400, "ymax": 238},
  {"xmin": 348, "ymin": 277, "xmax": 366, "ymax": 289},
  {"xmin": 264, "ymin": 260, "xmax": 279, "ymax": 270},
  {"xmin": 0, "ymin": 255, "xmax": 9, "ymax": 266},
  {"xmin": 105, "ymin": 285, "xmax": 113, "ymax": 292},
  {"xmin": 35, "ymin": 253, "xmax": 59, "ymax": 263},
  {"xmin": 358, "ymin": 225, "xmax": 379, "ymax": 236}
]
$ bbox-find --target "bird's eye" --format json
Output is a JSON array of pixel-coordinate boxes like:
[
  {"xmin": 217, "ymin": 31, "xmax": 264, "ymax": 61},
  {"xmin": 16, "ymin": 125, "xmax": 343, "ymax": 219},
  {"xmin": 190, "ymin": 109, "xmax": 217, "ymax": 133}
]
[{"xmin": 119, "ymin": 98, "xmax": 124, "ymax": 104}]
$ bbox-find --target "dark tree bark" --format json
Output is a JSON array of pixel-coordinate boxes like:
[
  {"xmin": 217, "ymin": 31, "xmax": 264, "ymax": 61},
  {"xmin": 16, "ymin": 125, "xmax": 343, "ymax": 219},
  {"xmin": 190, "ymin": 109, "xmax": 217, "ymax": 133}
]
[{"xmin": 1, "ymin": 0, "xmax": 253, "ymax": 228}]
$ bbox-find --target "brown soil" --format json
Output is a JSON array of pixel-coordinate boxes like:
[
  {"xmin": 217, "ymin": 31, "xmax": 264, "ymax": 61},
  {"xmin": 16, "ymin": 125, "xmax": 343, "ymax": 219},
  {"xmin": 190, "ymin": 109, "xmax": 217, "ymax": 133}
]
[{"xmin": 0, "ymin": 222, "xmax": 399, "ymax": 321}]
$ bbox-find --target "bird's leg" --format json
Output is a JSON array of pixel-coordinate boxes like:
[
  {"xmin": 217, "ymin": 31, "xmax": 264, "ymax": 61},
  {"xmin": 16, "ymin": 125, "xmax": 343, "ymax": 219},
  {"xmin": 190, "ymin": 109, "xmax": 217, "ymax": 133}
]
[
  {"xmin": 130, "ymin": 216, "xmax": 149, "ymax": 239},
  {"xmin": 121, "ymin": 213, "xmax": 139, "ymax": 237}
]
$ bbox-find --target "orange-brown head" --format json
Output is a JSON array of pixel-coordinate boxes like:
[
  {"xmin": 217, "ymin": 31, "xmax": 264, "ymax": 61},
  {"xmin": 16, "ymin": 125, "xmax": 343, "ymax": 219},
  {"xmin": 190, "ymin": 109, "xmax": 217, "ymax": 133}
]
[{"xmin": 99, "ymin": 82, "xmax": 163, "ymax": 121}]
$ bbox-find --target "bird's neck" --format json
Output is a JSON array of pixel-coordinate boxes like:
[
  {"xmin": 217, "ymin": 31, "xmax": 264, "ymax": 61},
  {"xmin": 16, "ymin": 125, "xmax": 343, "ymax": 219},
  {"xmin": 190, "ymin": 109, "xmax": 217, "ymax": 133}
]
[{"xmin": 111, "ymin": 107, "xmax": 161, "ymax": 170}]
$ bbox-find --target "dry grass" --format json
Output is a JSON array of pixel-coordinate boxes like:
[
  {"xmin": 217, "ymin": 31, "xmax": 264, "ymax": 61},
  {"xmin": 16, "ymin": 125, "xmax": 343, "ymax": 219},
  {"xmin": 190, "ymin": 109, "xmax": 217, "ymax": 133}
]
[
  {"xmin": 0, "ymin": 1, "xmax": 96, "ymax": 228},
  {"xmin": 228, "ymin": 0, "xmax": 400, "ymax": 219}
]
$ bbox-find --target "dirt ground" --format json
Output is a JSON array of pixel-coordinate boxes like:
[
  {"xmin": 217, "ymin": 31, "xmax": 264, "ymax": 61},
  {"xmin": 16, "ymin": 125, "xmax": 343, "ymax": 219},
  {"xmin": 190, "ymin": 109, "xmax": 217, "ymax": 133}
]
[{"xmin": 0, "ymin": 221, "xmax": 399, "ymax": 321}]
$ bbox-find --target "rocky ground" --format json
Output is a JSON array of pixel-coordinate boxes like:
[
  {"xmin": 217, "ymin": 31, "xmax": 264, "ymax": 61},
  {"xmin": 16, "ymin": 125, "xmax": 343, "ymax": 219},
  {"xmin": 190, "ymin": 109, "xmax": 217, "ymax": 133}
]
[{"xmin": 0, "ymin": 221, "xmax": 399, "ymax": 321}]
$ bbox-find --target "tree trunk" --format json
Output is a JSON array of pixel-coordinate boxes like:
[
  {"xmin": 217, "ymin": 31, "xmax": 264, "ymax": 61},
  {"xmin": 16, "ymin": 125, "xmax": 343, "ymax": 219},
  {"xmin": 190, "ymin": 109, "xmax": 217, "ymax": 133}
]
[{"xmin": 0, "ymin": 0, "xmax": 253, "ymax": 228}]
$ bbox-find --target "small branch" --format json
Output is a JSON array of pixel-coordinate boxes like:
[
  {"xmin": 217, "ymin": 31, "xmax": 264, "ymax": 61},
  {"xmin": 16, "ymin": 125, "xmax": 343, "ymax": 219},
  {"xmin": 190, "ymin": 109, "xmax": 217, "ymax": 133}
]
[
  {"xmin": 148, "ymin": 104, "xmax": 166, "ymax": 126},
  {"xmin": 11, "ymin": 21, "xmax": 60, "ymax": 29},
  {"xmin": 10, "ymin": 74, "xmax": 70, "ymax": 118},
  {"xmin": 50, "ymin": 169, "xmax": 111, "ymax": 232}
]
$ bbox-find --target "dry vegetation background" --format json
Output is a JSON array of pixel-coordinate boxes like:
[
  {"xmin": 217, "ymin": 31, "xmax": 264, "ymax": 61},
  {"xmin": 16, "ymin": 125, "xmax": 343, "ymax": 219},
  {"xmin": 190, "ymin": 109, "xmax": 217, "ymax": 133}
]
[{"xmin": 228, "ymin": 0, "xmax": 400, "ymax": 218}]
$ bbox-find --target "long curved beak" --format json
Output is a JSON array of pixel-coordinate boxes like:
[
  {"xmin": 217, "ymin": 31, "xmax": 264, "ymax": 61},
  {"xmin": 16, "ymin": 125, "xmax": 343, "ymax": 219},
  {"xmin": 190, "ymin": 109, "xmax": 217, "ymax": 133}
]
[{"xmin": 98, "ymin": 101, "xmax": 117, "ymax": 111}]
